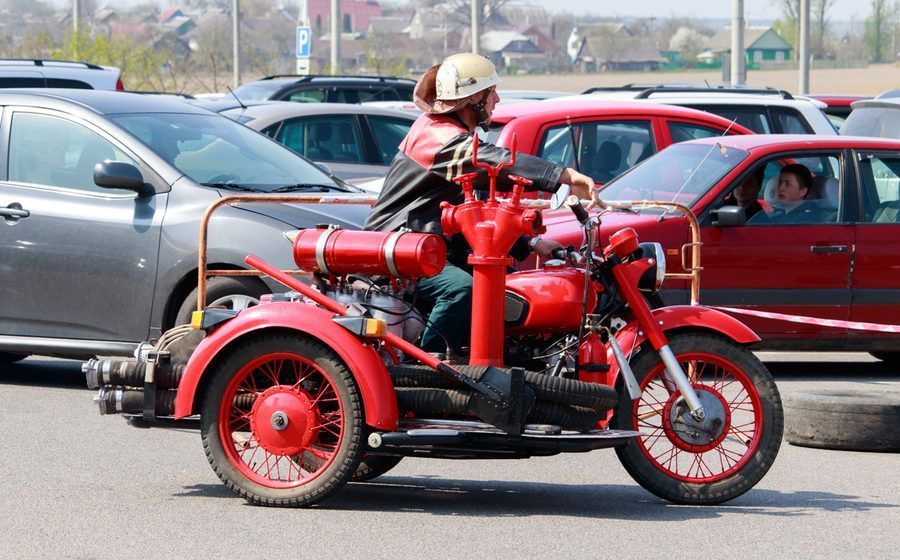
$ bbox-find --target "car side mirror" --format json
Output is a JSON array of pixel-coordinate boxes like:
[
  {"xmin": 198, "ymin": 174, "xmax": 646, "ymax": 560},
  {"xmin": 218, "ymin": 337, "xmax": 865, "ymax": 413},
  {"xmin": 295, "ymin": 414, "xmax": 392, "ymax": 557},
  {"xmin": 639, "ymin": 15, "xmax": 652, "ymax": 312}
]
[
  {"xmin": 712, "ymin": 205, "xmax": 747, "ymax": 227},
  {"xmin": 314, "ymin": 161, "xmax": 333, "ymax": 176},
  {"xmin": 549, "ymin": 184, "xmax": 571, "ymax": 210},
  {"xmin": 94, "ymin": 161, "xmax": 152, "ymax": 196}
]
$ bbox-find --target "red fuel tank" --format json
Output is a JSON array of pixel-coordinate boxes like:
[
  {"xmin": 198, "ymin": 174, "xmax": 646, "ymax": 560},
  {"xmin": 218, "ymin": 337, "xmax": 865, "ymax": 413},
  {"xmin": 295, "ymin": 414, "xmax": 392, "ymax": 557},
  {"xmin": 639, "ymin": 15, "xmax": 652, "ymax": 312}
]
[
  {"xmin": 504, "ymin": 267, "xmax": 598, "ymax": 334},
  {"xmin": 293, "ymin": 227, "xmax": 447, "ymax": 278}
]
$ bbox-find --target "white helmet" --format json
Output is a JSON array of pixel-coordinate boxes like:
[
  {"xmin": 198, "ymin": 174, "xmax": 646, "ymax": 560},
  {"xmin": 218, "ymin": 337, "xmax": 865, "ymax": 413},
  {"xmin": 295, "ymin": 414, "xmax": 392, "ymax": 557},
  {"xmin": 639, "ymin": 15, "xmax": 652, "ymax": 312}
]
[
  {"xmin": 434, "ymin": 53, "xmax": 501, "ymax": 101},
  {"xmin": 414, "ymin": 53, "xmax": 501, "ymax": 115}
]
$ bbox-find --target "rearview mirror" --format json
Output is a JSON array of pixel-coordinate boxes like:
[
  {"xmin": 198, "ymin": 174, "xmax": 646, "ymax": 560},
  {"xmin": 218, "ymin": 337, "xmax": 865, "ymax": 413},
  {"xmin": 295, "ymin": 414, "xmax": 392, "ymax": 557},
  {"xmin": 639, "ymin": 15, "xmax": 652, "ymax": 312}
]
[
  {"xmin": 94, "ymin": 161, "xmax": 152, "ymax": 196},
  {"xmin": 712, "ymin": 205, "xmax": 747, "ymax": 227},
  {"xmin": 549, "ymin": 184, "xmax": 571, "ymax": 210}
]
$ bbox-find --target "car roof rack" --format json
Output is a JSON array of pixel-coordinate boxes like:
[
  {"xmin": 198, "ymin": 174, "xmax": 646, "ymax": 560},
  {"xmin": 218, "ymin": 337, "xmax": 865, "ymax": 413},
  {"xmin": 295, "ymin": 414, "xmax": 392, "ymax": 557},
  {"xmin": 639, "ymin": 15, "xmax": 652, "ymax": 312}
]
[
  {"xmin": 261, "ymin": 74, "xmax": 415, "ymax": 83},
  {"xmin": 129, "ymin": 91, "xmax": 197, "ymax": 100},
  {"xmin": 582, "ymin": 84, "xmax": 794, "ymax": 100},
  {"xmin": 0, "ymin": 58, "xmax": 106, "ymax": 70}
]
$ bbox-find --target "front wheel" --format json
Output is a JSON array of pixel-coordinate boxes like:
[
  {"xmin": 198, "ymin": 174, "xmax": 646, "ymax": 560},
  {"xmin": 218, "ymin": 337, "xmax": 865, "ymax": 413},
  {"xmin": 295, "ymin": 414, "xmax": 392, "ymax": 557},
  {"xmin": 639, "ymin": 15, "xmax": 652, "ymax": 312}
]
[
  {"xmin": 612, "ymin": 333, "xmax": 783, "ymax": 505},
  {"xmin": 201, "ymin": 334, "xmax": 365, "ymax": 507}
]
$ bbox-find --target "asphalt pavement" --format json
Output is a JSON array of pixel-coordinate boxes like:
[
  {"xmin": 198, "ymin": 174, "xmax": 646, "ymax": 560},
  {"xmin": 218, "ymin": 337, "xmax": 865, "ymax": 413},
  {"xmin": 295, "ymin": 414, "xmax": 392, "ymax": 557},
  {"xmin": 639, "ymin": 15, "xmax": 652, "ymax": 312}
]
[{"xmin": 0, "ymin": 352, "xmax": 897, "ymax": 560}]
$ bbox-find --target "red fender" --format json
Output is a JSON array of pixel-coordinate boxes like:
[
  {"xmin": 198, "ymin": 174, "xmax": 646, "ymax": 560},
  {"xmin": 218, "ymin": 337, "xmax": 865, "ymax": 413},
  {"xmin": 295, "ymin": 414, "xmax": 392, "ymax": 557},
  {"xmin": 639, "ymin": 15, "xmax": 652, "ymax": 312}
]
[
  {"xmin": 603, "ymin": 304, "xmax": 760, "ymax": 386},
  {"xmin": 173, "ymin": 302, "xmax": 399, "ymax": 430}
]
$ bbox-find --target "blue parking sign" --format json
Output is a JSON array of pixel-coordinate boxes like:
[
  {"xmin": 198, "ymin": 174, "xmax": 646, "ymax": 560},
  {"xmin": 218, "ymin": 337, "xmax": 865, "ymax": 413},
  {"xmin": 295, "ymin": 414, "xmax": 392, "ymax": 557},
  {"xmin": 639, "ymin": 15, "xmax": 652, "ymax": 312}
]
[{"xmin": 296, "ymin": 26, "xmax": 311, "ymax": 58}]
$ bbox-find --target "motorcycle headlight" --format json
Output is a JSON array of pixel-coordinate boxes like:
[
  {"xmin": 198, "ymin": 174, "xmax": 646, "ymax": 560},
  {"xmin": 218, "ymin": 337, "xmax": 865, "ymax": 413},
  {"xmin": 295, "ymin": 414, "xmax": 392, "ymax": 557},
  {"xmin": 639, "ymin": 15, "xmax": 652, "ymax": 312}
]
[{"xmin": 637, "ymin": 242, "xmax": 666, "ymax": 293}]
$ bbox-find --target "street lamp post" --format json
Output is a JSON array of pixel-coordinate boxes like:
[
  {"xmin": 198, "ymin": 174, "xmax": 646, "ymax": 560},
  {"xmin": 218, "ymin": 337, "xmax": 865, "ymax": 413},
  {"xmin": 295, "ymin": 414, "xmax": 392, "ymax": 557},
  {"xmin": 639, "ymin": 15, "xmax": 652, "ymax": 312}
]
[{"xmin": 233, "ymin": 0, "xmax": 241, "ymax": 88}]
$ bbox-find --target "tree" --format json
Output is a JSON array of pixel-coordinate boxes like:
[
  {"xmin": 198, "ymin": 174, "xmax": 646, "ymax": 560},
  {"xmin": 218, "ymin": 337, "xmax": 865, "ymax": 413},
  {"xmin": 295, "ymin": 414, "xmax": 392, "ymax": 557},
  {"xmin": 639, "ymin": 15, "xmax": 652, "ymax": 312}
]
[
  {"xmin": 864, "ymin": 0, "xmax": 896, "ymax": 62},
  {"xmin": 771, "ymin": 0, "xmax": 837, "ymax": 59},
  {"xmin": 668, "ymin": 26, "xmax": 708, "ymax": 65}
]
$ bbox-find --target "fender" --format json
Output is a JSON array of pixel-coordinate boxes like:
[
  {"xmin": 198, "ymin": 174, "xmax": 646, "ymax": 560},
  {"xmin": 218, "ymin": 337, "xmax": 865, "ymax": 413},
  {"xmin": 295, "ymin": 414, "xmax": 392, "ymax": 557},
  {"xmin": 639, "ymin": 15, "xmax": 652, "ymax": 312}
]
[
  {"xmin": 604, "ymin": 305, "xmax": 760, "ymax": 386},
  {"xmin": 174, "ymin": 302, "xmax": 399, "ymax": 430}
]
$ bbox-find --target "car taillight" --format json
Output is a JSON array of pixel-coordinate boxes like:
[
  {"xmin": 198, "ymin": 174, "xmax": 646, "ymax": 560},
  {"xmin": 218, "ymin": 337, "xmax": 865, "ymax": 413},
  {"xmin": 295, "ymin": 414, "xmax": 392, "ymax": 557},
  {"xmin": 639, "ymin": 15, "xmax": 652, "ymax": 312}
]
[{"xmin": 115, "ymin": 78, "xmax": 125, "ymax": 91}]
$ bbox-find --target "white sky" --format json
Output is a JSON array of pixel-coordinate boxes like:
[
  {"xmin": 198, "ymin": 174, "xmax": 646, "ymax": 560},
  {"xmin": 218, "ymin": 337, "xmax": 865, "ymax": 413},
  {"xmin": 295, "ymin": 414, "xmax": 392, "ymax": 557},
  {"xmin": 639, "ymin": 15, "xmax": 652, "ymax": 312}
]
[{"xmin": 48, "ymin": 1, "xmax": 870, "ymax": 22}]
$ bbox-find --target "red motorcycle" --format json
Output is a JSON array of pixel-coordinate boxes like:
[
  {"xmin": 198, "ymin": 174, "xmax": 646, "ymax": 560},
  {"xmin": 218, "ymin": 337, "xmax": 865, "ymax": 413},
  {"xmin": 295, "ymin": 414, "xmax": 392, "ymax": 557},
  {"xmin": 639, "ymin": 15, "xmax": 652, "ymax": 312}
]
[{"xmin": 87, "ymin": 144, "xmax": 783, "ymax": 508}]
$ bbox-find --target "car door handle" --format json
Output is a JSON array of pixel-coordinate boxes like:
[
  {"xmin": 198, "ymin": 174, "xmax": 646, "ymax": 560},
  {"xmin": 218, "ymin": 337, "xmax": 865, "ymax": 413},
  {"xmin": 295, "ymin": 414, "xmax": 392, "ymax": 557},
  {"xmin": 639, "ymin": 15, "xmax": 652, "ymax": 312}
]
[
  {"xmin": 0, "ymin": 204, "xmax": 30, "ymax": 219},
  {"xmin": 810, "ymin": 245, "xmax": 848, "ymax": 254}
]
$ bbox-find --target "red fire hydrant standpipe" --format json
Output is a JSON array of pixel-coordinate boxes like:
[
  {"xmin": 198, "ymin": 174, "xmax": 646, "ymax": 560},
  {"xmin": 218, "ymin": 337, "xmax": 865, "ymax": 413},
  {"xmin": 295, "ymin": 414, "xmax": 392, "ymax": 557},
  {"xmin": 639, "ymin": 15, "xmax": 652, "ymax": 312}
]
[{"xmin": 441, "ymin": 135, "xmax": 544, "ymax": 367}]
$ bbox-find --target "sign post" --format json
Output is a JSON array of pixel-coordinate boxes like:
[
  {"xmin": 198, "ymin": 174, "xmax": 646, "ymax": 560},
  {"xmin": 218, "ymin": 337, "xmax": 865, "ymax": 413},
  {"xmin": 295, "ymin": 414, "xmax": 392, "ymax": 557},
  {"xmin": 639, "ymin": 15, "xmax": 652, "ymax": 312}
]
[{"xmin": 296, "ymin": 25, "xmax": 311, "ymax": 75}]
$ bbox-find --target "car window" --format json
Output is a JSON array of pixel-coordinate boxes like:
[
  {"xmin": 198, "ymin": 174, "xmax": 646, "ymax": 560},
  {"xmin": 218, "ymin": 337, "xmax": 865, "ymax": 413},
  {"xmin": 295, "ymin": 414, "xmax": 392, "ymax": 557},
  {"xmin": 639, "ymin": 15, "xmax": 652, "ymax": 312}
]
[
  {"xmin": 8, "ymin": 112, "xmax": 137, "ymax": 193},
  {"xmin": 538, "ymin": 120, "xmax": 654, "ymax": 184},
  {"xmin": 367, "ymin": 115, "xmax": 411, "ymax": 164},
  {"xmin": 333, "ymin": 88, "xmax": 401, "ymax": 103},
  {"xmin": 111, "ymin": 112, "xmax": 336, "ymax": 190},
  {"xmin": 857, "ymin": 153, "xmax": 900, "ymax": 223},
  {"xmin": 0, "ymin": 77, "xmax": 92, "ymax": 88},
  {"xmin": 287, "ymin": 88, "xmax": 326, "ymax": 103},
  {"xmin": 668, "ymin": 122, "xmax": 727, "ymax": 143},
  {"xmin": 273, "ymin": 115, "xmax": 365, "ymax": 163},
  {"xmin": 684, "ymin": 105, "xmax": 771, "ymax": 134},
  {"xmin": 747, "ymin": 155, "xmax": 842, "ymax": 225},
  {"xmin": 600, "ymin": 142, "xmax": 748, "ymax": 205},
  {"xmin": 770, "ymin": 107, "xmax": 813, "ymax": 134}
]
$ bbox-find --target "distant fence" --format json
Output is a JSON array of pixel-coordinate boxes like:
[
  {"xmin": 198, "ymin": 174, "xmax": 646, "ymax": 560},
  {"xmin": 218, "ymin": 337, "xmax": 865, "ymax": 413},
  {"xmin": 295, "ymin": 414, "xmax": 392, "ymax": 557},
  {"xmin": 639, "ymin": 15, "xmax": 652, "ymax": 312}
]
[{"xmin": 757, "ymin": 60, "xmax": 870, "ymax": 70}]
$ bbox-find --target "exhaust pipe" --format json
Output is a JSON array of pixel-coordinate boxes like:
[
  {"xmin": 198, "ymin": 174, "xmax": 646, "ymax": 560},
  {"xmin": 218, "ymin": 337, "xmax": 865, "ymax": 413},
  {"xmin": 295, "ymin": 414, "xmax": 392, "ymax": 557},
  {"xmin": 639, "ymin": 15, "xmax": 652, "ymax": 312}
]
[
  {"xmin": 94, "ymin": 386, "xmax": 178, "ymax": 416},
  {"xmin": 83, "ymin": 359, "xmax": 184, "ymax": 390}
]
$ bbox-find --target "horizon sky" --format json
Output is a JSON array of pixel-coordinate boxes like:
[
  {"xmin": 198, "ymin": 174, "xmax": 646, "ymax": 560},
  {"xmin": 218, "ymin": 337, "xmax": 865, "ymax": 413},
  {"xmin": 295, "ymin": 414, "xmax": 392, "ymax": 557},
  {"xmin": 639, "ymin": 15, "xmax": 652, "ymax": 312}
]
[{"xmin": 46, "ymin": 0, "xmax": 873, "ymax": 22}]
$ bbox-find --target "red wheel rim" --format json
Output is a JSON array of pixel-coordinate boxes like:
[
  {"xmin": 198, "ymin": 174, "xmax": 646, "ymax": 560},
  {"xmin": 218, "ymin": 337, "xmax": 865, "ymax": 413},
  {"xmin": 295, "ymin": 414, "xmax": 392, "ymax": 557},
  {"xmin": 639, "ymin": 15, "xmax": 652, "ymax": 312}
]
[
  {"xmin": 632, "ymin": 351, "xmax": 763, "ymax": 484},
  {"xmin": 218, "ymin": 352, "xmax": 344, "ymax": 488}
]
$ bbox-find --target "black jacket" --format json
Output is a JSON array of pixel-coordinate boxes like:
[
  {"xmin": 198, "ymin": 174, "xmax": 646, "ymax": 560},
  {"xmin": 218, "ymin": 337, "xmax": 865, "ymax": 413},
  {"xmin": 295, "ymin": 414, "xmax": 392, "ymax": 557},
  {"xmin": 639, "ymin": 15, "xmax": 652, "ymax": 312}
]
[{"xmin": 364, "ymin": 112, "xmax": 563, "ymax": 264}]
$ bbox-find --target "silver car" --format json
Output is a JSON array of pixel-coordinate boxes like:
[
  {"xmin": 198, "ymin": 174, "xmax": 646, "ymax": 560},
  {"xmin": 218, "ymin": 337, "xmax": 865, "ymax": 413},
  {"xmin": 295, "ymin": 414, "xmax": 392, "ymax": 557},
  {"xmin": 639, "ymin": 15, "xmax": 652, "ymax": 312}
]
[{"xmin": 0, "ymin": 90, "xmax": 369, "ymax": 362}]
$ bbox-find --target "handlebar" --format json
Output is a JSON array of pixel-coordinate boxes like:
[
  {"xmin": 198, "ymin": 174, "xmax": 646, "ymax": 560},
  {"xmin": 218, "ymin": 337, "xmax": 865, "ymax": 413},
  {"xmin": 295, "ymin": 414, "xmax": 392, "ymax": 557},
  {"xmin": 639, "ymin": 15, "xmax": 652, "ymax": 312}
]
[
  {"xmin": 549, "ymin": 244, "xmax": 583, "ymax": 266},
  {"xmin": 565, "ymin": 195, "xmax": 590, "ymax": 225}
]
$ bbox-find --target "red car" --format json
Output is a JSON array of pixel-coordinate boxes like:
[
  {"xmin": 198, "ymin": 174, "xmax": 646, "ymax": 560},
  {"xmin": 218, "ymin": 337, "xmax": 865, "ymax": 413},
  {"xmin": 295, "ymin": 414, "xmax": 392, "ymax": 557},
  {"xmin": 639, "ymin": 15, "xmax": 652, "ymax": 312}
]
[
  {"xmin": 487, "ymin": 100, "xmax": 753, "ymax": 185},
  {"xmin": 542, "ymin": 134, "xmax": 900, "ymax": 362}
]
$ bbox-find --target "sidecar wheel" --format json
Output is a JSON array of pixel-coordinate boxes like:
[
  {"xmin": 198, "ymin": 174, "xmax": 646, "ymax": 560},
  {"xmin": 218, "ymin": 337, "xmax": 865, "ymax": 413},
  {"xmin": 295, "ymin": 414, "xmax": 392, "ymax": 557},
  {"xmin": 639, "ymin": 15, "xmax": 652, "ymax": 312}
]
[
  {"xmin": 612, "ymin": 333, "xmax": 783, "ymax": 505},
  {"xmin": 201, "ymin": 334, "xmax": 364, "ymax": 507},
  {"xmin": 352, "ymin": 454, "xmax": 404, "ymax": 482}
]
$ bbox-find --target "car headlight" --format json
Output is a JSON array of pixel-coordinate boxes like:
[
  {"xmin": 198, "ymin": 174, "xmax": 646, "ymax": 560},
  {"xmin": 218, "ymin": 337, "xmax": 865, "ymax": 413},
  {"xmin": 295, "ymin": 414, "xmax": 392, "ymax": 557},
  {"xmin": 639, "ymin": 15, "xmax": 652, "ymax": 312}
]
[{"xmin": 637, "ymin": 242, "xmax": 666, "ymax": 293}]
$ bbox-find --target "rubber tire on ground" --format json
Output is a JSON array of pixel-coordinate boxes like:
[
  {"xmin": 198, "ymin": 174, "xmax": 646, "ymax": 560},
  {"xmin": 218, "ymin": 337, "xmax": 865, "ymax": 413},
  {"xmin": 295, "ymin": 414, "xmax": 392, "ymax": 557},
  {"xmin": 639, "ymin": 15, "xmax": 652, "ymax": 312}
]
[
  {"xmin": 869, "ymin": 351, "xmax": 900, "ymax": 365},
  {"xmin": 174, "ymin": 276, "xmax": 268, "ymax": 327},
  {"xmin": 0, "ymin": 352, "xmax": 28, "ymax": 365},
  {"xmin": 785, "ymin": 389, "xmax": 900, "ymax": 452},
  {"xmin": 200, "ymin": 334, "xmax": 365, "ymax": 507},
  {"xmin": 612, "ymin": 333, "xmax": 784, "ymax": 505},
  {"xmin": 352, "ymin": 454, "xmax": 404, "ymax": 482}
]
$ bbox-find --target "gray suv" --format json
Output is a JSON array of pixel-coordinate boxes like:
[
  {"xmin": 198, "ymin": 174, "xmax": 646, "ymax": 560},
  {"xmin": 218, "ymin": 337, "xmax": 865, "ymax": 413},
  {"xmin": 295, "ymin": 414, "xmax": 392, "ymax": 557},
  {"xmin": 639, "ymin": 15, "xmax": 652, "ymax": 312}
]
[{"xmin": 0, "ymin": 90, "xmax": 368, "ymax": 362}]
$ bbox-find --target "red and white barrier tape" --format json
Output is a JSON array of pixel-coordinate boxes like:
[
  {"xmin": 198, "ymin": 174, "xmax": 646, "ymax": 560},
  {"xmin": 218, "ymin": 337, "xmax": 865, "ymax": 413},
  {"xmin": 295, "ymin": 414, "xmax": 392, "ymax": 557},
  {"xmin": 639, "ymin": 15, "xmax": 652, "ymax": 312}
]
[{"xmin": 713, "ymin": 306, "xmax": 900, "ymax": 334}]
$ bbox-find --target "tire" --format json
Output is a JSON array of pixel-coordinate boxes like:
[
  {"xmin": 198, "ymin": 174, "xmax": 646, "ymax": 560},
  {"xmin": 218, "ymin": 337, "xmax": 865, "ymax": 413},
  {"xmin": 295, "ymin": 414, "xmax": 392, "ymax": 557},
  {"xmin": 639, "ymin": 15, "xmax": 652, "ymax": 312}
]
[
  {"xmin": 869, "ymin": 351, "xmax": 900, "ymax": 365},
  {"xmin": 201, "ymin": 334, "xmax": 365, "ymax": 507},
  {"xmin": 612, "ymin": 333, "xmax": 784, "ymax": 505},
  {"xmin": 352, "ymin": 454, "xmax": 404, "ymax": 482},
  {"xmin": 174, "ymin": 276, "xmax": 268, "ymax": 327},
  {"xmin": 785, "ymin": 390, "xmax": 900, "ymax": 452},
  {"xmin": 0, "ymin": 352, "xmax": 28, "ymax": 365}
]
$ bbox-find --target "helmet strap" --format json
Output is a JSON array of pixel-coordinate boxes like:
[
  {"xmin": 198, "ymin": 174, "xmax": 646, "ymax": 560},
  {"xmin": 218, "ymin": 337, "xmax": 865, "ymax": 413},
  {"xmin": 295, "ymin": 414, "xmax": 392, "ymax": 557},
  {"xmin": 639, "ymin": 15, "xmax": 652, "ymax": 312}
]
[{"xmin": 471, "ymin": 89, "xmax": 492, "ymax": 132}]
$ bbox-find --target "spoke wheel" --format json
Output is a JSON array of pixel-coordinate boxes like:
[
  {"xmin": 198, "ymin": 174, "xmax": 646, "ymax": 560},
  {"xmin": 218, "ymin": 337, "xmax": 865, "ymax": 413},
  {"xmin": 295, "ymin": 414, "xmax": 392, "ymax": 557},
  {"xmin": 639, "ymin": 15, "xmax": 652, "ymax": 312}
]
[
  {"xmin": 201, "ymin": 334, "xmax": 364, "ymax": 507},
  {"xmin": 613, "ymin": 333, "xmax": 783, "ymax": 505}
]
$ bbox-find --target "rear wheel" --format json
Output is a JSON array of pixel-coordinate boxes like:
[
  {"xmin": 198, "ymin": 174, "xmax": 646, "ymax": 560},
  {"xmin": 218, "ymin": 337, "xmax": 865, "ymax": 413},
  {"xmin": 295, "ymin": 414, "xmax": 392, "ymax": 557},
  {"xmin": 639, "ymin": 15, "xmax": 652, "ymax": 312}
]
[
  {"xmin": 613, "ymin": 333, "xmax": 783, "ymax": 505},
  {"xmin": 201, "ymin": 334, "xmax": 364, "ymax": 507}
]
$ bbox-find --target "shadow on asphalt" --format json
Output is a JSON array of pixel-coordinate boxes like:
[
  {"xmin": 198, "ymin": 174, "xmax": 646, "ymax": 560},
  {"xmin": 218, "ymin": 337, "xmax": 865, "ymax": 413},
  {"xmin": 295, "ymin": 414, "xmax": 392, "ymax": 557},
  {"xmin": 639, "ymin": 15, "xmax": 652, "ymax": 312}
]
[
  {"xmin": 764, "ymin": 360, "xmax": 899, "ymax": 381},
  {"xmin": 177, "ymin": 478, "xmax": 896, "ymax": 519},
  {"xmin": 0, "ymin": 358, "xmax": 87, "ymax": 390}
]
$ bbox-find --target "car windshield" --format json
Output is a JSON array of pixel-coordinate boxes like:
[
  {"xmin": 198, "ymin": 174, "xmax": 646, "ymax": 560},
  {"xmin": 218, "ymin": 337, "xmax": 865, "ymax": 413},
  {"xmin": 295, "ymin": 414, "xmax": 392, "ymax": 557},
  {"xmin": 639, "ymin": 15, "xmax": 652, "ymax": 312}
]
[
  {"xmin": 230, "ymin": 81, "xmax": 284, "ymax": 101},
  {"xmin": 840, "ymin": 106, "xmax": 900, "ymax": 139},
  {"xmin": 599, "ymin": 142, "xmax": 749, "ymax": 206},
  {"xmin": 110, "ymin": 112, "xmax": 340, "ymax": 191}
]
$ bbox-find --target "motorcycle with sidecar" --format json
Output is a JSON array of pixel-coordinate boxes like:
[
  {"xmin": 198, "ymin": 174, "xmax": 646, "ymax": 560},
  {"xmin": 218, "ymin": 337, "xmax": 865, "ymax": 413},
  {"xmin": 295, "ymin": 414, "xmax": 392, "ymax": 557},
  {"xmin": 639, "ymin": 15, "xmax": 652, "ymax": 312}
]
[{"xmin": 87, "ymin": 142, "xmax": 783, "ymax": 507}]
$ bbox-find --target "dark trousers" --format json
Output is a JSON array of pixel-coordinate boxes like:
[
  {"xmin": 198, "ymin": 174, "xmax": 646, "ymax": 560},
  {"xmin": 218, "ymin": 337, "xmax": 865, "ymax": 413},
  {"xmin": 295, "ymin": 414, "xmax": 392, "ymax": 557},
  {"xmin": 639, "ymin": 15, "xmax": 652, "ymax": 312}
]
[{"xmin": 416, "ymin": 263, "xmax": 472, "ymax": 353}]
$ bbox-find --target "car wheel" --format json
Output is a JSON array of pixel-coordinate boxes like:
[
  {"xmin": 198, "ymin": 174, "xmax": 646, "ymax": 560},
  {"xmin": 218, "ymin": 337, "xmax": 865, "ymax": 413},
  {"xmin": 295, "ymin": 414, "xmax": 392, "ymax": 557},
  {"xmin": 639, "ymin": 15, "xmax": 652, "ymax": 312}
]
[
  {"xmin": 174, "ymin": 277, "xmax": 268, "ymax": 327},
  {"xmin": 0, "ymin": 352, "xmax": 28, "ymax": 365},
  {"xmin": 785, "ymin": 390, "xmax": 900, "ymax": 452}
]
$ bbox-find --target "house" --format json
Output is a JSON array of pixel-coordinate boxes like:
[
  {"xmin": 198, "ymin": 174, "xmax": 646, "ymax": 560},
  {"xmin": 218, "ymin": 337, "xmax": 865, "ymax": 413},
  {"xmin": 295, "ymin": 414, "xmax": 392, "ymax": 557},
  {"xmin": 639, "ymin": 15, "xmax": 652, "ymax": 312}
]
[
  {"xmin": 307, "ymin": 0, "xmax": 382, "ymax": 35},
  {"xmin": 481, "ymin": 30, "xmax": 547, "ymax": 73},
  {"xmin": 701, "ymin": 26, "xmax": 792, "ymax": 69},
  {"xmin": 570, "ymin": 24, "xmax": 666, "ymax": 72}
]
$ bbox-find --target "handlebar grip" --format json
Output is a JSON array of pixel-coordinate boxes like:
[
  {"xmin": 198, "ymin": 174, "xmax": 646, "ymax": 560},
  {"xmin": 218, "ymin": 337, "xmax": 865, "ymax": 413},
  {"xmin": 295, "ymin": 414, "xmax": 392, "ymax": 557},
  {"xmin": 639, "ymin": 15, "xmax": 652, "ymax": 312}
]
[{"xmin": 566, "ymin": 195, "xmax": 590, "ymax": 224}]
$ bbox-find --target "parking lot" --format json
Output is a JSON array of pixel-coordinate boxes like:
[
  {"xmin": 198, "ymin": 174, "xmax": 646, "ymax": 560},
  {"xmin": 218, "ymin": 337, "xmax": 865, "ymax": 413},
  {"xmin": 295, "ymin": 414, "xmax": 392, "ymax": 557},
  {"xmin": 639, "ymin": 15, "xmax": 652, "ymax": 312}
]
[{"xmin": 2, "ymin": 352, "xmax": 897, "ymax": 560}]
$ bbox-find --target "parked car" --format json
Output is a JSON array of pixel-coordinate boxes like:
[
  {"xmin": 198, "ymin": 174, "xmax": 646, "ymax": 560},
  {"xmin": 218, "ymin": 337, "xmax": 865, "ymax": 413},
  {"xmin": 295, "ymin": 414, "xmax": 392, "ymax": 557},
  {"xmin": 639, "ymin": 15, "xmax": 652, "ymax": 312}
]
[
  {"xmin": 0, "ymin": 90, "xmax": 370, "ymax": 363},
  {"xmin": 554, "ymin": 85, "xmax": 836, "ymax": 135},
  {"xmin": 0, "ymin": 58, "xmax": 123, "ymax": 90},
  {"xmin": 541, "ymin": 134, "xmax": 900, "ymax": 361},
  {"xmin": 840, "ymin": 95, "xmax": 900, "ymax": 139},
  {"xmin": 217, "ymin": 101, "xmax": 416, "ymax": 182},
  {"xmin": 807, "ymin": 94, "xmax": 870, "ymax": 131},
  {"xmin": 231, "ymin": 74, "xmax": 415, "ymax": 104},
  {"xmin": 487, "ymin": 100, "xmax": 754, "ymax": 186}
]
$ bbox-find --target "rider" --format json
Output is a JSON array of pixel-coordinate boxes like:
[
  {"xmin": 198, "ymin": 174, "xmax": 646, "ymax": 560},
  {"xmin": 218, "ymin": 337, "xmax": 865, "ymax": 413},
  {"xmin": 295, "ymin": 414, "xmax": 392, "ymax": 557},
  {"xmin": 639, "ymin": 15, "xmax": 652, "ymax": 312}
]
[{"xmin": 364, "ymin": 52, "xmax": 599, "ymax": 356}]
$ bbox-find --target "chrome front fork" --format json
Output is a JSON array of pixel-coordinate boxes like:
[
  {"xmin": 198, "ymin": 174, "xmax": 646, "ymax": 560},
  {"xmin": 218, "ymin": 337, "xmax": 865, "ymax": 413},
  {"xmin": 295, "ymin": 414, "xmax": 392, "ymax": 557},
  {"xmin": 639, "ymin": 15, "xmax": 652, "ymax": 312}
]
[{"xmin": 658, "ymin": 344, "xmax": 705, "ymax": 420}]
